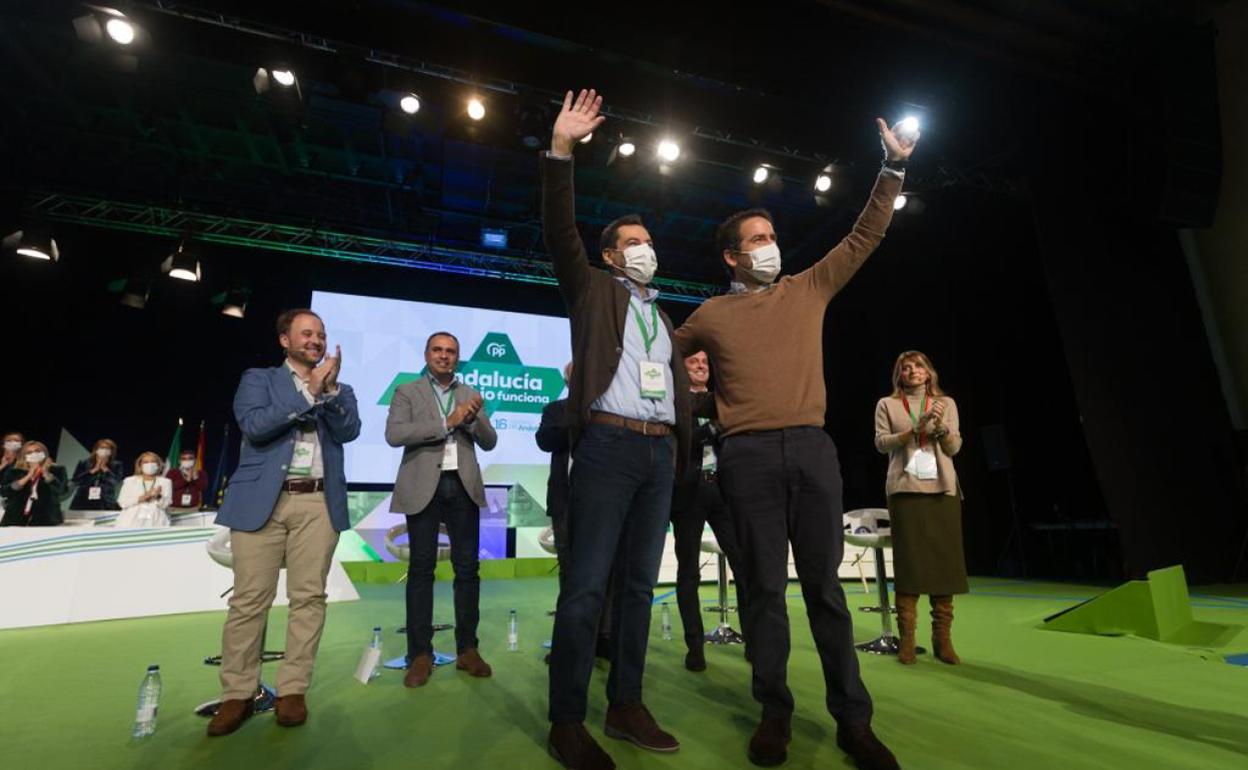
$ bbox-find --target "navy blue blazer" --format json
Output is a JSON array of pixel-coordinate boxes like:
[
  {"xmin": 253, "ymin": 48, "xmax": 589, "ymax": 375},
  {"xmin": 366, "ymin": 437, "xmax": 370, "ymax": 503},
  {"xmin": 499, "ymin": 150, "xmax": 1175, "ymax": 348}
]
[{"xmin": 217, "ymin": 365, "xmax": 361, "ymax": 532}]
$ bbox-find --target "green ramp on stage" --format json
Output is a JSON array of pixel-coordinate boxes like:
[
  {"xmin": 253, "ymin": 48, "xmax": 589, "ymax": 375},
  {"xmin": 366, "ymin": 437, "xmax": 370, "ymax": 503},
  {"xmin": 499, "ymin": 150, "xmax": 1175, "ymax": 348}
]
[{"xmin": 1042, "ymin": 565, "xmax": 1242, "ymax": 646}]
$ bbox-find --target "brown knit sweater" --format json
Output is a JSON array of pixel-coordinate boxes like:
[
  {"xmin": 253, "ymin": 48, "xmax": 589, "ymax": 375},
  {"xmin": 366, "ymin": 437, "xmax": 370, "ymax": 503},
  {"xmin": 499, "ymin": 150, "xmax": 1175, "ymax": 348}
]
[{"xmin": 673, "ymin": 170, "xmax": 903, "ymax": 435}]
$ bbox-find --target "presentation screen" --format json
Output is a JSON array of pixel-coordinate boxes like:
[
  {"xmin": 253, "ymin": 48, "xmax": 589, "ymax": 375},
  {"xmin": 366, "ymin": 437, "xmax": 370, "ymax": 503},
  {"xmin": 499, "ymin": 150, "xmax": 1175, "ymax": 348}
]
[{"xmin": 312, "ymin": 290, "xmax": 571, "ymax": 533}]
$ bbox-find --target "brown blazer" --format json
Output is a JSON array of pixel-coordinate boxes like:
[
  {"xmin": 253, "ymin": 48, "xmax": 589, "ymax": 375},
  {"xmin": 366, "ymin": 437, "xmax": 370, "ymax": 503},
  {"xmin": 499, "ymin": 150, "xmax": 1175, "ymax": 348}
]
[{"xmin": 540, "ymin": 153, "xmax": 693, "ymax": 472}]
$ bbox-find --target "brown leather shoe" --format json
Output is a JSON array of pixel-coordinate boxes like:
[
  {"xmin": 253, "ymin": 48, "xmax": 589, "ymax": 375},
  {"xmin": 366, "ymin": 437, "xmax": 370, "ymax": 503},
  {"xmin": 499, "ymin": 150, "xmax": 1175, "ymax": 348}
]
[
  {"xmin": 456, "ymin": 647, "xmax": 493, "ymax": 678},
  {"xmin": 548, "ymin": 722, "xmax": 616, "ymax": 770},
  {"xmin": 603, "ymin": 702, "xmax": 679, "ymax": 752},
  {"xmin": 275, "ymin": 694, "xmax": 307, "ymax": 727},
  {"xmin": 748, "ymin": 715, "xmax": 791, "ymax": 766},
  {"xmin": 206, "ymin": 698, "xmax": 254, "ymax": 737},
  {"xmin": 404, "ymin": 654, "xmax": 434, "ymax": 688},
  {"xmin": 836, "ymin": 723, "xmax": 901, "ymax": 770}
]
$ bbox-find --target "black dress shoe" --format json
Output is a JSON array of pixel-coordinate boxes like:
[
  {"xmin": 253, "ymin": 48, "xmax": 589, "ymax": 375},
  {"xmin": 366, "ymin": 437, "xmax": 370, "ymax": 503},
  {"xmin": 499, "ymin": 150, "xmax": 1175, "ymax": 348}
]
[
  {"xmin": 836, "ymin": 723, "xmax": 900, "ymax": 770},
  {"xmin": 748, "ymin": 715, "xmax": 791, "ymax": 766},
  {"xmin": 548, "ymin": 722, "xmax": 616, "ymax": 770},
  {"xmin": 685, "ymin": 647, "xmax": 707, "ymax": 672}
]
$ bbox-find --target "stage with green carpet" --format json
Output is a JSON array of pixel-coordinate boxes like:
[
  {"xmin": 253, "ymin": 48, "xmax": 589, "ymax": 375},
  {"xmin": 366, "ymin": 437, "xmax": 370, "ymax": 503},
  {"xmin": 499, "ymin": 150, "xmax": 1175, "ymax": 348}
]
[{"xmin": 3, "ymin": 575, "xmax": 1247, "ymax": 769}]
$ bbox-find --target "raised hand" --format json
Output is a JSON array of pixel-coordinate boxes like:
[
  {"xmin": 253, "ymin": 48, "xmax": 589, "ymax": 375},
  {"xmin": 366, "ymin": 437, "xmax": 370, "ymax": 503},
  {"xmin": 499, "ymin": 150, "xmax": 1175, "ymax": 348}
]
[
  {"xmin": 552, "ymin": 89, "xmax": 606, "ymax": 156},
  {"xmin": 877, "ymin": 118, "xmax": 919, "ymax": 161}
]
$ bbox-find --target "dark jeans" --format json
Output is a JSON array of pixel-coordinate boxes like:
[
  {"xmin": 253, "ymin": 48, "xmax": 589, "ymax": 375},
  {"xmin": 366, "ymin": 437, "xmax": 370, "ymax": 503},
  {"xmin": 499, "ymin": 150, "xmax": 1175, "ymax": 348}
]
[
  {"xmin": 405, "ymin": 472, "xmax": 481, "ymax": 659},
  {"xmin": 718, "ymin": 427, "xmax": 873, "ymax": 725},
  {"xmin": 670, "ymin": 475, "xmax": 748, "ymax": 650},
  {"xmin": 548, "ymin": 423, "xmax": 674, "ymax": 723},
  {"xmin": 551, "ymin": 504, "xmax": 615, "ymax": 638}
]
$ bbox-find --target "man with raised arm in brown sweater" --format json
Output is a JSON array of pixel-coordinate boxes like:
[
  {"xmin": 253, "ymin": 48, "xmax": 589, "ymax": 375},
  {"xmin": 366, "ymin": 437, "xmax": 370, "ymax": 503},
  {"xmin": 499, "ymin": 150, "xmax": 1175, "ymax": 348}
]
[{"xmin": 673, "ymin": 119, "xmax": 919, "ymax": 770}]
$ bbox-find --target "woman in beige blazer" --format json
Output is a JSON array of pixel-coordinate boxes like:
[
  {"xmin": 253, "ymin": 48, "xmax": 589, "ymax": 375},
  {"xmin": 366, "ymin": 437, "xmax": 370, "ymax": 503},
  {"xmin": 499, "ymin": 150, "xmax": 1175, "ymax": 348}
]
[{"xmin": 874, "ymin": 350, "xmax": 968, "ymax": 665}]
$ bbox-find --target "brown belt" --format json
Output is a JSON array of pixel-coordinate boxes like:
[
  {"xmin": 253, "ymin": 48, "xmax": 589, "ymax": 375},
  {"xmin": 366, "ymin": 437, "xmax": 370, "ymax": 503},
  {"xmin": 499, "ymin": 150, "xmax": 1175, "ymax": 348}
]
[
  {"xmin": 589, "ymin": 411, "xmax": 673, "ymax": 437},
  {"xmin": 283, "ymin": 478, "xmax": 324, "ymax": 494}
]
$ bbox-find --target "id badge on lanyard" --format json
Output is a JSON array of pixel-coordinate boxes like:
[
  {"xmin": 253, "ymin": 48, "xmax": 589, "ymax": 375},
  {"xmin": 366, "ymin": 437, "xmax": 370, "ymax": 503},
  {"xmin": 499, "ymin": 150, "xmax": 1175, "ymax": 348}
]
[
  {"xmin": 88, "ymin": 486, "xmax": 102, "ymax": 501},
  {"xmin": 289, "ymin": 440, "xmax": 315, "ymax": 476},
  {"xmin": 442, "ymin": 437, "xmax": 459, "ymax": 471}
]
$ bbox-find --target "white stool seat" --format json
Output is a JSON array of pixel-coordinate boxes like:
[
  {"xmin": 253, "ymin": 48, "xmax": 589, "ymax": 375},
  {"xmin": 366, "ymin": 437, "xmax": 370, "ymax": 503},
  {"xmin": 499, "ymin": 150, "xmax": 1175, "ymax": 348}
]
[
  {"xmin": 700, "ymin": 537, "xmax": 724, "ymax": 557},
  {"xmin": 384, "ymin": 522, "xmax": 451, "ymax": 562},
  {"xmin": 538, "ymin": 526, "xmax": 557, "ymax": 555},
  {"xmin": 843, "ymin": 508, "xmax": 891, "ymax": 549},
  {"xmin": 207, "ymin": 527, "xmax": 287, "ymax": 569}
]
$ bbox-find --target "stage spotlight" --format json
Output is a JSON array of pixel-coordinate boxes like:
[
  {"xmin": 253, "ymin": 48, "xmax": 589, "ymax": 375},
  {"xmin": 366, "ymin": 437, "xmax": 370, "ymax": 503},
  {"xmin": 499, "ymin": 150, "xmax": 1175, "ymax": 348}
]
[
  {"xmin": 400, "ymin": 93, "xmax": 421, "ymax": 114},
  {"xmin": 106, "ymin": 18, "xmax": 134, "ymax": 45},
  {"xmin": 752, "ymin": 165, "xmax": 770, "ymax": 185},
  {"xmin": 657, "ymin": 139, "xmax": 681, "ymax": 162},
  {"xmin": 73, "ymin": 6, "xmax": 142, "ymax": 47},
  {"xmin": 580, "ymin": 133, "xmax": 593, "ymax": 145},
  {"xmin": 3, "ymin": 228, "xmax": 59, "ymax": 261},
  {"xmin": 894, "ymin": 194, "xmax": 908, "ymax": 211},
  {"xmin": 467, "ymin": 98, "xmax": 486, "ymax": 121},
  {"xmin": 119, "ymin": 277, "xmax": 150, "ymax": 309},
  {"xmin": 897, "ymin": 116, "xmax": 921, "ymax": 143},
  {"xmin": 162, "ymin": 240, "xmax": 201, "ymax": 282},
  {"xmin": 220, "ymin": 287, "xmax": 250, "ymax": 318},
  {"xmin": 618, "ymin": 141, "xmax": 636, "ymax": 157},
  {"xmin": 815, "ymin": 173, "xmax": 833, "ymax": 193},
  {"xmin": 253, "ymin": 67, "xmax": 301, "ymax": 98}
]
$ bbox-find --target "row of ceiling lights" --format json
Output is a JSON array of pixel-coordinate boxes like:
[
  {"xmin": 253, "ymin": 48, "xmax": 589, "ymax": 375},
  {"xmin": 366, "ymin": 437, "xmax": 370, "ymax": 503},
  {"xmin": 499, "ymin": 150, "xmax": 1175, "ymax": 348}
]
[{"xmin": 71, "ymin": 6, "xmax": 924, "ymax": 197}]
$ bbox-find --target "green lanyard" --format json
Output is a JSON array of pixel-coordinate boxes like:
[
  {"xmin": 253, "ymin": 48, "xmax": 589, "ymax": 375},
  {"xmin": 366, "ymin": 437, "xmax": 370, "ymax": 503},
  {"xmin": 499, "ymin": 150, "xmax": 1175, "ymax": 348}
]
[
  {"xmin": 630, "ymin": 299, "xmax": 660, "ymax": 355},
  {"xmin": 905, "ymin": 392, "xmax": 930, "ymax": 448},
  {"xmin": 429, "ymin": 379, "xmax": 455, "ymax": 417}
]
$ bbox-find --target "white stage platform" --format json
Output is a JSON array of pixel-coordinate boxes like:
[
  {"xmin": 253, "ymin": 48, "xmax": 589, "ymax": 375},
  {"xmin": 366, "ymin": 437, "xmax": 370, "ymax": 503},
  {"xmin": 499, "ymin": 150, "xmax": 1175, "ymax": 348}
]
[{"xmin": 0, "ymin": 525, "xmax": 359, "ymax": 631}]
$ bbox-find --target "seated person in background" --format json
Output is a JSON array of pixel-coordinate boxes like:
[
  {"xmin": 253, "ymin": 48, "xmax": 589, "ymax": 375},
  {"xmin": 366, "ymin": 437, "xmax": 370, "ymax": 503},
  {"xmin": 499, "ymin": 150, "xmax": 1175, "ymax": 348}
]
[
  {"xmin": 70, "ymin": 438, "xmax": 124, "ymax": 510},
  {"xmin": 168, "ymin": 448, "xmax": 207, "ymax": 510},
  {"xmin": 0, "ymin": 441, "xmax": 69, "ymax": 526},
  {"xmin": 115, "ymin": 451, "xmax": 173, "ymax": 528}
]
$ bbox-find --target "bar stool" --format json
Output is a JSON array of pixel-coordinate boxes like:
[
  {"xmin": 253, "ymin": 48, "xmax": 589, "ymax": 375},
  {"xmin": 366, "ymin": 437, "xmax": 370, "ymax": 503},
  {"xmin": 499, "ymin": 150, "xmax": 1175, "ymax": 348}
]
[
  {"xmin": 194, "ymin": 528, "xmax": 281, "ymax": 717},
  {"xmin": 700, "ymin": 535, "xmax": 744, "ymax": 645},
  {"xmin": 381, "ymin": 522, "xmax": 457, "ymax": 669},
  {"xmin": 539, "ymin": 525, "xmax": 558, "ymax": 650},
  {"xmin": 843, "ymin": 508, "xmax": 924, "ymax": 657}
]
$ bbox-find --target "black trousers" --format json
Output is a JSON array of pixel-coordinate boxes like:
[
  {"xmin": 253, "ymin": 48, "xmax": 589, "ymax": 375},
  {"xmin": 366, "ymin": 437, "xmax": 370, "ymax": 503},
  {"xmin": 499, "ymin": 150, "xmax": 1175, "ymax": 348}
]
[
  {"xmin": 405, "ymin": 472, "xmax": 481, "ymax": 659},
  {"xmin": 670, "ymin": 474, "xmax": 748, "ymax": 650},
  {"xmin": 718, "ymin": 427, "xmax": 873, "ymax": 725}
]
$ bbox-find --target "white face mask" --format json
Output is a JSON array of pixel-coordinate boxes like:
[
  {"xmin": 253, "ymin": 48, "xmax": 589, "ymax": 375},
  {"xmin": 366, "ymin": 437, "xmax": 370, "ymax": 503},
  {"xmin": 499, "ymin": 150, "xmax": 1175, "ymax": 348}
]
[
  {"xmin": 96, "ymin": 448, "xmax": 112, "ymax": 458},
  {"xmin": 25, "ymin": 452, "xmax": 46, "ymax": 465},
  {"xmin": 180, "ymin": 460, "xmax": 195, "ymax": 471},
  {"xmin": 617, "ymin": 243, "xmax": 657, "ymax": 285},
  {"xmin": 141, "ymin": 462, "xmax": 160, "ymax": 476},
  {"xmin": 4, "ymin": 441, "xmax": 21, "ymax": 453},
  {"xmin": 741, "ymin": 243, "xmax": 781, "ymax": 284}
]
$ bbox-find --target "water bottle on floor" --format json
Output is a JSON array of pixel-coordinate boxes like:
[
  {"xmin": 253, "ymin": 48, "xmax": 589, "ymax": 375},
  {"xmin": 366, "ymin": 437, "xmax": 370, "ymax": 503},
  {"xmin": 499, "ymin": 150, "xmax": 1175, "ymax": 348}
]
[
  {"xmin": 132, "ymin": 665, "xmax": 161, "ymax": 739},
  {"xmin": 661, "ymin": 602, "xmax": 672, "ymax": 641},
  {"xmin": 508, "ymin": 609, "xmax": 519, "ymax": 651},
  {"xmin": 370, "ymin": 626, "xmax": 383, "ymax": 680}
]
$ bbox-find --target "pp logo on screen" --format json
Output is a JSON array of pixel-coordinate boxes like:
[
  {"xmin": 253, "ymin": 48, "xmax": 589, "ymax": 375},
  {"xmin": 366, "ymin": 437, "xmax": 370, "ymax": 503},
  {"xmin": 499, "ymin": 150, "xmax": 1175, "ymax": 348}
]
[{"xmin": 486, "ymin": 342, "xmax": 508, "ymax": 358}]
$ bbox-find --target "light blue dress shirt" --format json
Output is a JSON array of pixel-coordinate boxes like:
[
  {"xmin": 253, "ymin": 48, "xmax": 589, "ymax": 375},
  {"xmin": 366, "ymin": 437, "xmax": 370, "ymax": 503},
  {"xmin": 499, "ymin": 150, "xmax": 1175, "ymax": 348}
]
[{"xmin": 590, "ymin": 277, "xmax": 676, "ymax": 424}]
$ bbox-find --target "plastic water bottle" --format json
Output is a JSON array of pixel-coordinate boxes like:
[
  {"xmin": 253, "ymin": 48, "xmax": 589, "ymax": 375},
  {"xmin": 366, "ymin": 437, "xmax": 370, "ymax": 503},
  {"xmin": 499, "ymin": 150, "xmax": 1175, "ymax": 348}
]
[
  {"xmin": 661, "ymin": 602, "xmax": 672, "ymax": 641},
  {"xmin": 369, "ymin": 626, "xmax": 383, "ymax": 680},
  {"xmin": 507, "ymin": 609, "xmax": 519, "ymax": 651},
  {"xmin": 132, "ymin": 665, "xmax": 161, "ymax": 739}
]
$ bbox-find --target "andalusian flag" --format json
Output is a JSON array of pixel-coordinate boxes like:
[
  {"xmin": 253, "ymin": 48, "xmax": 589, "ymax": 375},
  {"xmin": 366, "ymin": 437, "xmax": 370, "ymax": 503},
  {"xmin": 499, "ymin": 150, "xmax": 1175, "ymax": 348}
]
[
  {"xmin": 194, "ymin": 420, "xmax": 207, "ymax": 474},
  {"xmin": 164, "ymin": 418, "xmax": 183, "ymax": 473}
]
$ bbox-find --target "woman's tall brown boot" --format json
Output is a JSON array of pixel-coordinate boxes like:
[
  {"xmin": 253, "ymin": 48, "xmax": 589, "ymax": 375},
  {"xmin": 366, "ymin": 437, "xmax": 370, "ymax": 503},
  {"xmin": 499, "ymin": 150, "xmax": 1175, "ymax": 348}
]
[
  {"xmin": 895, "ymin": 592, "xmax": 919, "ymax": 665},
  {"xmin": 930, "ymin": 595, "xmax": 961, "ymax": 665}
]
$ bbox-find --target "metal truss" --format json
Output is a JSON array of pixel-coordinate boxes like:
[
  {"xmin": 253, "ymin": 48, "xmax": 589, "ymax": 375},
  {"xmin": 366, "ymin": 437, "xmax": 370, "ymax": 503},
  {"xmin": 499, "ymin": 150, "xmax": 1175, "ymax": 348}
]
[{"xmin": 24, "ymin": 193, "xmax": 720, "ymax": 304}]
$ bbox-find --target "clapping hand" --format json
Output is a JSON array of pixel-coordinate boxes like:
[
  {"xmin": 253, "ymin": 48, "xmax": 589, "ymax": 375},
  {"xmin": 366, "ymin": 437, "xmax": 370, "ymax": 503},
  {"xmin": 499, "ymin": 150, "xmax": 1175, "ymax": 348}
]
[
  {"xmin": 552, "ymin": 89, "xmax": 606, "ymax": 156},
  {"xmin": 309, "ymin": 345, "xmax": 341, "ymax": 397}
]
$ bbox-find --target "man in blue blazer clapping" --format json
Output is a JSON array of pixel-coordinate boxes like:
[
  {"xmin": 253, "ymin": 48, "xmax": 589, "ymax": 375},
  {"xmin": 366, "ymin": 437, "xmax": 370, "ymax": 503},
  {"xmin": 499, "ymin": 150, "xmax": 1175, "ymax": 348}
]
[{"xmin": 208, "ymin": 308, "xmax": 361, "ymax": 737}]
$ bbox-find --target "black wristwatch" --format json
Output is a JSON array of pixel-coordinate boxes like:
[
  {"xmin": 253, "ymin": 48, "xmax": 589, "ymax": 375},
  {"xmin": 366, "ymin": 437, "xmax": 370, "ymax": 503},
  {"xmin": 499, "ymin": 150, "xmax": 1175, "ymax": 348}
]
[{"xmin": 883, "ymin": 158, "xmax": 908, "ymax": 172}]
